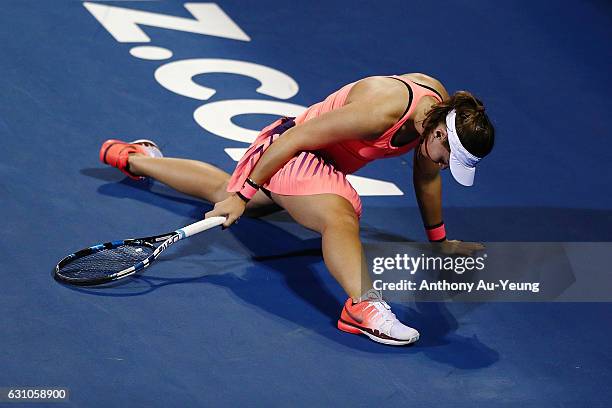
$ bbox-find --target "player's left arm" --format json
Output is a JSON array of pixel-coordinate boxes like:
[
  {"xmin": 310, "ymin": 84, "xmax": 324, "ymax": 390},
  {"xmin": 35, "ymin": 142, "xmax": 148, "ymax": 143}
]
[
  {"xmin": 413, "ymin": 148, "xmax": 484, "ymax": 254},
  {"xmin": 413, "ymin": 147, "xmax": 443, "ymax": 229}
]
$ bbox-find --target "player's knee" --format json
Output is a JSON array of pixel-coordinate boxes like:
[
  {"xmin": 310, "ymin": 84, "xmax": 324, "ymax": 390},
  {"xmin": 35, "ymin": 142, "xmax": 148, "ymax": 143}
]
[
  {"xmin": 321, "ymin": 208, "xmax": 359, "ymax": 233},
  {"xmin": 211, "ymin": 180, "xmax": 230, "ymax": 203}
]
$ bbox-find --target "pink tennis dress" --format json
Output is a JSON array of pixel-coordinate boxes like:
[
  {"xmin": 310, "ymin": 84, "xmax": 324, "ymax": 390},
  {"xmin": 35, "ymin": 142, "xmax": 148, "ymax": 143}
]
[{"xmin": 226, "ymin": 75, "xmax": 443, "ymax": 218}]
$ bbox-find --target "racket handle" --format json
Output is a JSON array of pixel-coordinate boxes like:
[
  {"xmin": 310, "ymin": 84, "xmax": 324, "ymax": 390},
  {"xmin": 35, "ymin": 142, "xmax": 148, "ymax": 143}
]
[{"xmin": 177, "ymin": 217, "xmax": 226, "ymax": 238}]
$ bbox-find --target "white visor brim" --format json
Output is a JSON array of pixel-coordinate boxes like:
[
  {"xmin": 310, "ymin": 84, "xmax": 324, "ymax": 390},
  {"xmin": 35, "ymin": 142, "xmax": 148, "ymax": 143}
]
[{"xmin": 449, "ymin": 152, "xmax": 476, "ymax": 187}]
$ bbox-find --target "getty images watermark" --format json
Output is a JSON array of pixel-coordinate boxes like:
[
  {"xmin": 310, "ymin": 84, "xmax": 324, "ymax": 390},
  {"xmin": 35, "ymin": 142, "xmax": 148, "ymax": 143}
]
[
  {"xmin": 371, "ymin": 252, "xmax": 539, "ymax": 294},
  {"xmin": 363, "ymin": 242, "xmax": 612, "ymax": 302}
]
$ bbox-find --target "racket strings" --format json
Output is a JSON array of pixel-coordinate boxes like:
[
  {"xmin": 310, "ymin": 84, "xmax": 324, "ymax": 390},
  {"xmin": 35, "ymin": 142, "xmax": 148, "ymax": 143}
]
[{"xmin": 58, "ymin": 244, "xmax": 154, "ymax": 280}]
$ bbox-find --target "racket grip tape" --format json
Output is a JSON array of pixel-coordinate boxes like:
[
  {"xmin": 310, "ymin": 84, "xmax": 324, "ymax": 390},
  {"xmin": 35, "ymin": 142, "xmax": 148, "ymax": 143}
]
[{"xmin": 176, "ymin": 217, "xmax": 226, "ymax": 238}]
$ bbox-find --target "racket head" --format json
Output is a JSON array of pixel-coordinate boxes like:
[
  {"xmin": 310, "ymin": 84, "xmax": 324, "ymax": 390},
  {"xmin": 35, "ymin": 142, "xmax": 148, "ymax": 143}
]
[{"xmin": 54, "ymin": 239, "xmax": 156, "ymax": 286}]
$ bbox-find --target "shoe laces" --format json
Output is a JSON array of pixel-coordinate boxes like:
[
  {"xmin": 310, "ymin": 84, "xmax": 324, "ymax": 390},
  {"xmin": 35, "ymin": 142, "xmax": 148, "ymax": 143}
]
[{"xmin": 363, "ymin": 300, "xmax": 397, "ymax": 335}]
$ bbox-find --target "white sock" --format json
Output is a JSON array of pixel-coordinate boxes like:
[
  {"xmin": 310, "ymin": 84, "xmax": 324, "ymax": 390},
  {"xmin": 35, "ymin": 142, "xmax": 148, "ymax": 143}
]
[{"xmin": 353, "ymin": 288, "xmax": 383, "ymax": 304}]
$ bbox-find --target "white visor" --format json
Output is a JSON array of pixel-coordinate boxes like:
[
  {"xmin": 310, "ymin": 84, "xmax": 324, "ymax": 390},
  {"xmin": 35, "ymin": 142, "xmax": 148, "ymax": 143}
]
[{"xmin": 446, "ymin": 110, "xmax": 481, "ymax": 187}]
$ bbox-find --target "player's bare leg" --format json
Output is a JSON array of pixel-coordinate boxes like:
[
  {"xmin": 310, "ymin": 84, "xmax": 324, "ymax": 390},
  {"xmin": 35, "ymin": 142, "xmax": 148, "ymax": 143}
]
[
  {"xmin": 270, "ymin": 192, "xmax": 419, "ymax": 345},
  {"xmin": 128, "ymin": 154, "xmax": 278, "ymax": 215}
]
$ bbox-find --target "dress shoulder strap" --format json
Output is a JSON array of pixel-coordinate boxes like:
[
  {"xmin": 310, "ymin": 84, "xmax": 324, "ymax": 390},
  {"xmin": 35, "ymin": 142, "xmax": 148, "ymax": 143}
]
[{"xmin": 386, "ymin": 76, "xmax": 414, "ymax": 118}]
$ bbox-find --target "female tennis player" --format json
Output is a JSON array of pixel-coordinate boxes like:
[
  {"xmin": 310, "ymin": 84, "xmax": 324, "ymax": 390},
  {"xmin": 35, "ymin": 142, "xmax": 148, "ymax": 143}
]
[{"xmin": 100, "ymin": 73, "xmax": 494, "ymax": 346}]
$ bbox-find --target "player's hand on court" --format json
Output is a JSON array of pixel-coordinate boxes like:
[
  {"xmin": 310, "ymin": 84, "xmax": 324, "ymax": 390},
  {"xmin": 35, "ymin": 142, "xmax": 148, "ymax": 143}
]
[
  {"xmin": 438, "ymin": 240, "xmax": 485, "ymax": 256},
  {"xmin": 205, "ymin": 194, "xmax": 246, "ymax": 228}
]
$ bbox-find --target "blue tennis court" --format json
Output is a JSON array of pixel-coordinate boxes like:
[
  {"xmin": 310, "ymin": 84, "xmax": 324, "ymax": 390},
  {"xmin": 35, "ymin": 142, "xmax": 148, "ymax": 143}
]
[{"xmin": 1, "ymin": 0, "xmax": 611, "ymax": 406}]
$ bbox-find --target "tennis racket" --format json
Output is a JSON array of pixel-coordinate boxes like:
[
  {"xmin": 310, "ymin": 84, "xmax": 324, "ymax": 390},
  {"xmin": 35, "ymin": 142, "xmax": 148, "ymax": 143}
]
[{"xmin": 54, "ymin": 216, "xmax": 226, "ymax": 286}]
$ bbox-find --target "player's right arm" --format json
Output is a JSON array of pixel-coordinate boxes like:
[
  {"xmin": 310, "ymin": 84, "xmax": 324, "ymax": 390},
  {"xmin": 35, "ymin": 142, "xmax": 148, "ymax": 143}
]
[
  {"xmin": 247, "ymin": 97, "xmax": 399, "ymax": 186},
  {"xmin": 206, "ymin": 81, "xmax": 406, "ymax": 227}
]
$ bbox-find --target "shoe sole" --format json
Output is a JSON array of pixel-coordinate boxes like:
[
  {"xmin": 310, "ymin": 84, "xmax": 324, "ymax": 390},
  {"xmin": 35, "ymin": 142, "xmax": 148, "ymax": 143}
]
[{"xmin": 337, "ymin": 319, "xmax": 419, "ymax": 346}]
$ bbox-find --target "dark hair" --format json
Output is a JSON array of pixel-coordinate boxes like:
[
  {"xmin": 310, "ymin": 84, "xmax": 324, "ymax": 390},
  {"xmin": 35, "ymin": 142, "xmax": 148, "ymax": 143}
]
[{"xmin": 423, "ymin": 91, "xmax": 495, "ymax": 158}]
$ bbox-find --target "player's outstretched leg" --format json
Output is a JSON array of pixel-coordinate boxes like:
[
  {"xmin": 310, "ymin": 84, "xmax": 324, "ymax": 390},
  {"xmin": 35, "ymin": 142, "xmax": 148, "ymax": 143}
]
[
  {"xmin": 99, "ymin": 139, "xmax": 277, "ymax": 214},
  {"xmin": 271, "ymin": 192, "xmax": 419, "ymax": 346}
]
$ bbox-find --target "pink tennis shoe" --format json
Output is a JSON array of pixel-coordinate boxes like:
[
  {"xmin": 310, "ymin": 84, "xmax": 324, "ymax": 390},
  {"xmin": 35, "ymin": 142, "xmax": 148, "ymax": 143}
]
[
  {"xmin": 338, "ymin": 290, "xmax": 419, "ymax": 346},
  {"xmin": 99, "ymin": 139, "xmax": 163, "ymax": 180}
]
